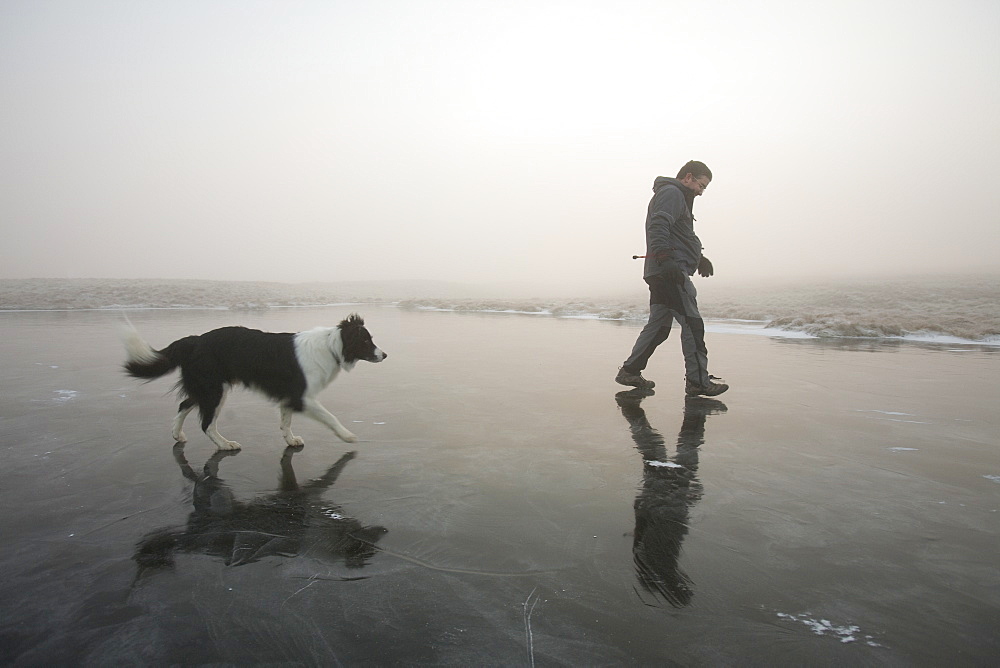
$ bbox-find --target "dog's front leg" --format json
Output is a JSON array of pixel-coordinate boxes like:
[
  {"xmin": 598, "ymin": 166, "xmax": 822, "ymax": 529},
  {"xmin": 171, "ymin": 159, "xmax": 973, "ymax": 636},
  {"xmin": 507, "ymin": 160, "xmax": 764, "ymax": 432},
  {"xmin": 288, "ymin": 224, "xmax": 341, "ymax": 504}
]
[
  {"xmin": 280, "ymin": 405, "xmax": 305, "ymax": 447},
  {"xmin": 302, "ymin": 398, "xmax": 358, "ymax": 443}
]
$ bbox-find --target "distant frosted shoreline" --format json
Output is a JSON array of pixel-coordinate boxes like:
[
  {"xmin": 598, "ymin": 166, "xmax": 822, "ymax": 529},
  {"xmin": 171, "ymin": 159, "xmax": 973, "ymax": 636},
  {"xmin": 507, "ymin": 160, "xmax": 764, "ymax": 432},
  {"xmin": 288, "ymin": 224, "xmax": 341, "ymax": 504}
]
[{"xmin": 2, "ymin": 276, "xmax": 998, "ymax": 346}]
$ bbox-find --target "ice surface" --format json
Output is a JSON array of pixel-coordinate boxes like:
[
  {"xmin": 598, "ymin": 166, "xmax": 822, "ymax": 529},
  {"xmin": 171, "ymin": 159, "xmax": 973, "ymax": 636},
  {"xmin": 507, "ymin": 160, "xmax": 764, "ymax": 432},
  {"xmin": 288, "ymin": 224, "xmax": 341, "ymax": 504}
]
[{"xmin": 1, "ymin": 306, "xmax": 998, "ymax": 665}]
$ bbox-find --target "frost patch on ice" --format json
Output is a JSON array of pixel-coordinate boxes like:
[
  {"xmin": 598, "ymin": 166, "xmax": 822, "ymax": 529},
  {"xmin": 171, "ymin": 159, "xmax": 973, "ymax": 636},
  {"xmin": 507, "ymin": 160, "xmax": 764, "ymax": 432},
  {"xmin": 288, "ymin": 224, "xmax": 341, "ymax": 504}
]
[
  {"xmin": 373, "ymin": 422, "xmax": 386, "ymax": 425},
  {"xmin": 322, "ymin": 509, "xmax": 345, "ymax": 520},
  {"xmin": 855, "ymin": 410, "xmax": 929, "ymax": 424},
  {"xmin": 984, "ymin": 475, "xmax": 1000, "ymax": 484},
  {"xmin": 645, "ymin": 460, "xmax": 683, "ymax": 468},
  {"xmin": 776, "ymin": 612, "xmax": 882, "ymax": 646},
  {"xmin": 889, "ymin": 447, "xmax": 919, "ymax": 452},
  {"xmin": 706, "ymin": 320, "xmax": 816, "ymax": 339},
  {"xmin": 53, "ymin": 390, "xmax": 78, "ymax": 402}
]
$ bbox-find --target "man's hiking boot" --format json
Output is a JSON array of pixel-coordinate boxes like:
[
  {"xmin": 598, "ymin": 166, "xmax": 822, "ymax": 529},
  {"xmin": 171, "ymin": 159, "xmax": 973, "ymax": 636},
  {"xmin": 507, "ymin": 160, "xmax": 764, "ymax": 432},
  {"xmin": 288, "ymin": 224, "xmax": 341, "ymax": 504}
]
[
  {"xmin": 685, "ymin": 377, "xmax": 729, "ymax": 397},
  {"xmin": 616, "ymin": 367, "xmax": 655, "ymax": 389}
]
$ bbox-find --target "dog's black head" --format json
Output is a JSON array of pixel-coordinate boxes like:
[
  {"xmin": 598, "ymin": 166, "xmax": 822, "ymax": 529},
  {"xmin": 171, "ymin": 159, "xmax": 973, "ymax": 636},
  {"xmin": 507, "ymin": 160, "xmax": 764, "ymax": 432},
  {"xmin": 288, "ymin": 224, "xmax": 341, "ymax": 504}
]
[{"xmin": 338, "ymin": 314, "xmax": 387, "ymax": 365}]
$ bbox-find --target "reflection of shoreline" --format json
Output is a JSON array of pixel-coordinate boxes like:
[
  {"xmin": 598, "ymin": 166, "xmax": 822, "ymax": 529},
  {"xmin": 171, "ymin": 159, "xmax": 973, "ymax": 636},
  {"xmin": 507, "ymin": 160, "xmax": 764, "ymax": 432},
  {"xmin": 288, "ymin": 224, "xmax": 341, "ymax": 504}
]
[
  {"xmin": 133, "ymin": 446, "xmax": 386, "ymax": 578},
  {"xmin": 616, "ymin": 390, "xmax": 727, "ymax": 608}
]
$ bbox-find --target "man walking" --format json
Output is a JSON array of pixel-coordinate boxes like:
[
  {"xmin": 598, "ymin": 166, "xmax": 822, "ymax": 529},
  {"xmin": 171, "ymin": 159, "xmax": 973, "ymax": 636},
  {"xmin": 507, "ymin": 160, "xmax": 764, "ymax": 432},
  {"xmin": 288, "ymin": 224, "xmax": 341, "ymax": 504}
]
[{"xmin": 616, "ymin": 160, "xmax": 729, "ymax": 397}]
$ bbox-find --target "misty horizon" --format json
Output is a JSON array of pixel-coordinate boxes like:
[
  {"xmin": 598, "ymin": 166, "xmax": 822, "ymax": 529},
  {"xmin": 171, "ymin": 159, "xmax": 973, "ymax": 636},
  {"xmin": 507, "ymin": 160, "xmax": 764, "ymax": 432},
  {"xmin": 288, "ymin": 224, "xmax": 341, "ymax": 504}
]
[{"xmin": 2, "ymin": 1, "xmax": 998, "ymax": 289}]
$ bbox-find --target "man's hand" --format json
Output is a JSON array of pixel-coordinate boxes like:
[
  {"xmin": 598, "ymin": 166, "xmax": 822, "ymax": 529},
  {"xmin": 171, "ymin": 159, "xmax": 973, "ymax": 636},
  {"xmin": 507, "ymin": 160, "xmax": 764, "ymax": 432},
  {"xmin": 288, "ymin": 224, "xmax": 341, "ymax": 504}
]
[{"xmin": 697, "ymin": 256, "xmax": 714, "ymax": 278}]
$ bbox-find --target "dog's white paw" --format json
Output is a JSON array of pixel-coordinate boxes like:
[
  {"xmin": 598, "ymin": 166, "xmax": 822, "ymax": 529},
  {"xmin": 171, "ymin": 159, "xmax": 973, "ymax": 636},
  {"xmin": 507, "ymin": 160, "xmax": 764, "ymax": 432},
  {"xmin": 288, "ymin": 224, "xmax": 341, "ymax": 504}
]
[
  {"xmin": 218, "ymin": 440, "xmax": 242, "ymax": 451},
  {"xmin": 284, "ymin": 436, "xmax": 305, "ymax": 447},
  {"xmin": 173, "ymin": 431, "xmax": 187, "ymax": 443},
  {"xmin": 340, "ymin": 432, "xmax": 358, "ymax": 443}
]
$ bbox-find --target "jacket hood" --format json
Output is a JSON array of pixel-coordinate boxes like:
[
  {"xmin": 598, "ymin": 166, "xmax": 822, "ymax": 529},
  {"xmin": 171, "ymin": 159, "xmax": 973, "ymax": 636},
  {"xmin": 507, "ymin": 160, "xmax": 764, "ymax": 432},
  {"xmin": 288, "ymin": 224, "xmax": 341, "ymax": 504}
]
[
  {"xmin": 652, "ymin": 176, "xmax": 696, "ymax": 213},
  {"xmin": 652, "ymin": 176, "xmax": 684, "ymax": 192}
]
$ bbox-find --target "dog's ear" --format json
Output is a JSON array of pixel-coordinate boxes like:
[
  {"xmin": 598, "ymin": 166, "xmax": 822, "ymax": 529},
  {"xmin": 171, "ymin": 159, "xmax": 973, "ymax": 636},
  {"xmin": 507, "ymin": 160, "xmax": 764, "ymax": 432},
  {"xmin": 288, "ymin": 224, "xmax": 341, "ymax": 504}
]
[{"xmin": 338, "ymin": 313, "xmax": 365, "ymax": 330}]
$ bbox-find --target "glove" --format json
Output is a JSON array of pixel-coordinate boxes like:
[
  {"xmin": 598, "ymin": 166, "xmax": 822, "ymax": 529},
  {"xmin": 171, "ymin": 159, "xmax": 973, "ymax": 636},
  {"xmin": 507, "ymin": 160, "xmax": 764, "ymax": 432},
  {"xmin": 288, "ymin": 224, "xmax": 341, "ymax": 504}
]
[
  {"xmin": 658, "ymin": 259, "xmax": 686, "ymax": 284},
  {"xmin": 697, "ymin": 256, "xmax": 714, "ymax": 278}
]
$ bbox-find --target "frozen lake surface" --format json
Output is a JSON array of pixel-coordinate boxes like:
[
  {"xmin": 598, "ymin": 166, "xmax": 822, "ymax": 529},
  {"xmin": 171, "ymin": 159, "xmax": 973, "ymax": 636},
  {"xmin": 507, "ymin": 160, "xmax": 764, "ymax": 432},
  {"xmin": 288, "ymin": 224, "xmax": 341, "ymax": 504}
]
[{"xmin": 1, "ymin": 306, "xmax": 998, "ymax": 665}]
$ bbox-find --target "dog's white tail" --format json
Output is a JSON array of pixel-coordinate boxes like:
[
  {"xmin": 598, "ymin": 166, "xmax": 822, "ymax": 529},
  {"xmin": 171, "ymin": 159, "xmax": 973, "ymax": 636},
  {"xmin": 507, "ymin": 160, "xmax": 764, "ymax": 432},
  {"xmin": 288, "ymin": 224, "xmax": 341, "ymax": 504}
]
[{"xmin": 118, "ymin": 321, "xmax": 158, "ymax": 365}]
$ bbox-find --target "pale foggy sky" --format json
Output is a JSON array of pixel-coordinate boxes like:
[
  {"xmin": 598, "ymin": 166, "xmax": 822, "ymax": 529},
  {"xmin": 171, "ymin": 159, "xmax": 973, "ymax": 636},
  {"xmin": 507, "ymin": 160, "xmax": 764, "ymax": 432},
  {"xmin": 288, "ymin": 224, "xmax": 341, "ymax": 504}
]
[{"xmin": 2, "ymin": 0, "xmax": 998, "ymax": 294}]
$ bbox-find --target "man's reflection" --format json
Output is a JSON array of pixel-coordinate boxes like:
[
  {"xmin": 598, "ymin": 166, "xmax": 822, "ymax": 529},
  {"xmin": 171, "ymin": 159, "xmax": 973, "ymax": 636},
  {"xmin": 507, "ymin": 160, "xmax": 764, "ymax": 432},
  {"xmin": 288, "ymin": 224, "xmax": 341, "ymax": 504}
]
[
  {"xmin": 616, "ymin": 389, "xmax": 727, "ymax": 607},
  {"xmin": 134, "ymin": 446, "xmax": 387, "ymax": 576}
]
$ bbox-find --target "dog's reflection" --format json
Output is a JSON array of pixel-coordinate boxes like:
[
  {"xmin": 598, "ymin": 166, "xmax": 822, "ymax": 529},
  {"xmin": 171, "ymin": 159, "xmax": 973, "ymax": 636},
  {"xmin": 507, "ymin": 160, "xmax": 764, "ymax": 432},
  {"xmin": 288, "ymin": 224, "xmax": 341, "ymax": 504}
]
[
  {"xmin": 616, "ymin": 389, "xmax": 727, "ymax": 607},
  {"xmin": 134, "ymin": 446, "xmax": 387, "ymax": 576}
]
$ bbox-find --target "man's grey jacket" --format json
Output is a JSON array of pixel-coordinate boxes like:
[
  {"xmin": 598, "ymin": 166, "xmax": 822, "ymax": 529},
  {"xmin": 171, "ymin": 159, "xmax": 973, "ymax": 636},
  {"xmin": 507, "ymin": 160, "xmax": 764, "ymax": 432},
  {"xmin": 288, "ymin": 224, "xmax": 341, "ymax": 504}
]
[{"xmin": 641, "ymin": 176, "xmax": 703, "ymax": 280}]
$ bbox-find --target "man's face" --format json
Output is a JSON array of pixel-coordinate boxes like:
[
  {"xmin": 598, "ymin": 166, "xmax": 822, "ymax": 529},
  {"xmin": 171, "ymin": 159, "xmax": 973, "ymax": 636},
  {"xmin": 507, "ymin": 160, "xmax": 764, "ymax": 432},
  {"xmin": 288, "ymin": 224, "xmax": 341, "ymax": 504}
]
[{"xmin": 681, "ymin": 173, "xmax": 711, "ymax": 197}]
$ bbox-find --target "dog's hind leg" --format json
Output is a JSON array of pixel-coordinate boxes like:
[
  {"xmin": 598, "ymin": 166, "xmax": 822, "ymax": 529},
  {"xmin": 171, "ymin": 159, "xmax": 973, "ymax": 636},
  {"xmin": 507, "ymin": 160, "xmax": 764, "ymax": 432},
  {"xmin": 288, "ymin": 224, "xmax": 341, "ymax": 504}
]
[
  {"xmin": 201, "ymin": 387, "xmax": 241, "ymax": 450},
  {"xmin": 301, "ymin": 397, "xmax": 358, "ymax": 443},
  {"xmin": 279, "ymin": 405, "xmax": 305, "ymax": 447},
  {"xmin": 172, "ymin": 398, "xmax": 196, "ymax": 443}
]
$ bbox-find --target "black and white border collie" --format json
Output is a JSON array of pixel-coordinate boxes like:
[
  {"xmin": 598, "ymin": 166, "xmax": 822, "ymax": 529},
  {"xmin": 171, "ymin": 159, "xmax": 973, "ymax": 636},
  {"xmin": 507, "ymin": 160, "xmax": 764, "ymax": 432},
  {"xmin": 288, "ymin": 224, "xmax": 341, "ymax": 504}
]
[{"xmin": 121, "ymin": 314, "xmax": 386, "ymax": 450}]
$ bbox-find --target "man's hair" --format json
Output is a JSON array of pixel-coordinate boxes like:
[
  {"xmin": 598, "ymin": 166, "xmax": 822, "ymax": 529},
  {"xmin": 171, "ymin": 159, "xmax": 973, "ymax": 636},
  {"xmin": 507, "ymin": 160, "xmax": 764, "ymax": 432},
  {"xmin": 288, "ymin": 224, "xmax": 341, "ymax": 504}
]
[{"xmin": 676, "ymin": 160, "xmax": 712, "ymax": 181}]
